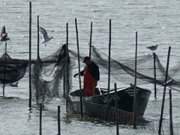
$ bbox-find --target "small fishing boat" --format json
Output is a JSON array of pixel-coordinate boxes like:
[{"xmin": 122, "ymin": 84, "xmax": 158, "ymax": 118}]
[{"xmin": 69, "ymin": 84, "xmax": 151, "ymax": 124}]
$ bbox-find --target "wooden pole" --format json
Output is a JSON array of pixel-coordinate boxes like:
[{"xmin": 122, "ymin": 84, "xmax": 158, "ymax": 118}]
[
  {"xmin": 29, "ymin": 1, "xmax": 32, "ymax": 109},
  {"xmin": 75, "ymin": 18, "xmax": 83, "ymax": 118},
  {"xmin": 36, "ymin": 15, "xmax": 41, "ymax": 105},
  {"xmin": 63, "ymin": 22, "xmax": 69, "ymax": 98},
  {"xmin": 66, "ymin": 22, "xmax": 69, "ymax": 94},
  {"xmin": 57, "ymin": 106, "xmax": 61, "ymax": 135},
  {"xmin": 37, "ymin": 15, "xmax": 40, "ymax": 60},
  {"xmin": 108, "ymin": 19, "xmax": 111, "ymax": 93},
  {"xmin": 169, "ymin": 89, "xmax": 174, "ymax": 135},
  {"xmin": 63, "ymin": 72, "xmax": 66, "ymax": 97},
  {"xmin": 158, "ymin": 46, "xmax": 171, "ymax": 135},
  {"xmin": 39, "ymin": 104, "xmax": 42, "ymax": 135},
  {"xmin": 2, "ymin": 42, "xmax": 7, "ymax": 96},
  {"xmin": 63, "ymin": 22, "xmax": 69, "ymax": 97},
  {"xmin": 2, "ymin": 41, "xmax": 8, "ymax": 97},
  {"xmin": 3, "ymin": 81, "xmax": 5, "ymax": 96},
  {"xmin": 65, "ymin": 22, "xmax": 69, "ymax": 108},
  {"xmin": 153, "ymin": 53, "xmax": 157, "ymax": 99},
  {"xmin": 114, "ymin": 83, "xmax": 119, "ymax": 135},
  {"xmin": 66, "ymin": 22, "xmax": 70, "ymax": 113},
  {"xmin": 5, "ymin": 41, "xmax": 7, "ymax": 53},
  {"xmin": 133, "ymin": 31, "xmax": 138, "ymax": 129},
  {"xmin": 66, "ymin": 23, "xmax": 69, "ymax": 52},
  {"xmin": 89, "ymin": 22, "xmax": 93, "ymax": 58}
]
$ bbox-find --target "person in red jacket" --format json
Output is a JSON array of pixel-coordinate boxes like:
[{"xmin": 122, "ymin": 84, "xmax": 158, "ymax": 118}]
[{"xmin": 74, "ymin": 56, "xmax": 100, "ymax": 96}]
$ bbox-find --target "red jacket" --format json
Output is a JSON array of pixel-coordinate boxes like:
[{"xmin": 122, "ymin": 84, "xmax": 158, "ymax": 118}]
[{"xmin": 81, "ymin": 62, "xmax": 99, "ymax": 96}]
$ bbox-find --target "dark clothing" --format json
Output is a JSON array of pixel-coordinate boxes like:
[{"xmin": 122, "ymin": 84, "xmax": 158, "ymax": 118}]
[
  {"xmin": 80, "ymin": 61, "xmax": 100, "ymax": 81},
  {"xmin": 87, "ymin": 62, "xmax": 100, "ymax": 81}
]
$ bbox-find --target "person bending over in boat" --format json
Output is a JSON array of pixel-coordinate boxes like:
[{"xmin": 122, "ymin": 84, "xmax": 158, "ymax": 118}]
[{"xmin": 74, "ymin": 56, "xmax": 100, "ymax": 97}]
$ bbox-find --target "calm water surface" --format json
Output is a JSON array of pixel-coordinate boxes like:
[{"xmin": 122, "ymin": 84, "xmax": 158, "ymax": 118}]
[{"xmin": 0, "ymin": 0, "xmax": 180, "ymax": 134}]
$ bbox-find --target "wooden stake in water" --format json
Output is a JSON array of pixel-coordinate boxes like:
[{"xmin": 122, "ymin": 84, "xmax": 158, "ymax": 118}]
[
  {"xmin": 153, "ymin": 53, "xmax": 157, "ymax": 99},
  {"xmin": 2, "ymin": 80, "xmax": 5, "ymax": 96},
  {"xmin": 65, "ymin": 23, "xmax": 70, "ymax": 113},
  {"xmin": 133, "ymin": 32, "xmax": 138, "ymax": 129},
  {"xmin": 57, "ymin": 106, "xmax": 61, "ymax": 135},
  {"xmin": 35, "ymin": 15, "xmax": 41, "ymax": 104},
  {"xmin": 108, "ymin": 19, "xmax": 111, "ymax": 93},
  {"xmin": 5, "ymin": 41, "xmax": 7, "ymax": 53},
  {"xmin": 75, "ymin": 18, "xmax": 83, "ymax": 118},
  {"xmin": 2, "ymin": 42, "xmax": 8, "ymax": 96},
  {"xmin": 39, "ymin": 104, "xmax": 43, "ymax": 135},
  {"xmin": 169, "ymin": 89, "xmax": 174, "ymax": 135},
  {"xmin": 66, "ymin": 23, "xmax": 69, "ymax": 51},
  {"xmin": 89, "ymin": 22, "xmax": 93, "ymax": 58},
  {"xmin": 158, "ymin": 46, "xmax": 171, "ymax": 135},
  {"xmin": 66, "ymin": 22, "xmax": 69, "ymax": 95},
  {"xmin": 114, "ymin": 83, "xmax": 119, "ymax": 135},
  {"xmin": 37, "ymin": 15, "xmax": 40, "ymax": 60},
  {"xmin": 29, "ymin": 1, "xmax": 32, "ymax": 109},
  {"xmin": 63, "ymin": 71, "xmax": 66, "ymax": 97},
  {"xmin": 63, "ymin": 22, "xmax": 69, "ymax": 98}
]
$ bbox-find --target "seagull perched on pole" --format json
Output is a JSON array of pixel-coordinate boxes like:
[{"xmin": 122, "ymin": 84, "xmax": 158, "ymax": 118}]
[
  {"xmin": 0, "ymin": 26, "xmax": 10, "ymax": 41},
  {"xmin": 39, "ymin": 26, "xmax": 53, "ymax": 45},
  {"xmin": 146, "ymin": 44, "xmax": 158, "ymax": 51}
]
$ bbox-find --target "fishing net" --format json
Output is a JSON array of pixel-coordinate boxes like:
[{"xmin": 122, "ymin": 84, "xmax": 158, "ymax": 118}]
[
  {"xmin": 69, "ymin": 46, "xmax": 180, "ymax": 91},
  {"xmin": 90, "ymin": 46, "xmax": 180, "ymax": 91},
  {"xmin": 32, "ymin": 44, "xmax": 73, "ymax": 104},
  {"xmin": 0, "ymin": 53, "xmax": 28, "ymax": 84},
  {"xmin": 32, "ymin": 44, "xmax": 180, "ymax": 104}
]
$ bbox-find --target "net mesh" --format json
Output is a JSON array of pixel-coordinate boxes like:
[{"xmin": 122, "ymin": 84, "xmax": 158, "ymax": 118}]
[
  {"xmin": 32, "ymin": 45, "xmax": 73, "ymax": 104},
  {"xmin": 91, "ymin": 46, "xmax": 180, "ymax": 89},
  {"xmin": 31, "ymin": 45, "xmax": 180, "ymax": 104}
]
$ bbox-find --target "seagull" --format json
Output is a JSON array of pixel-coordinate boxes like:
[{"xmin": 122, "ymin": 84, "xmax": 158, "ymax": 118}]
[
  {"xmin": 0, "ymin": 26, "xmax": 10, "ymax": 41},
  {"xmin": 39, "ymin": 26, "xmax": 53, "ymax": 45},
  {"xmin": 146, "ymin": 44, "xmax": 158, "ymax": 51}
]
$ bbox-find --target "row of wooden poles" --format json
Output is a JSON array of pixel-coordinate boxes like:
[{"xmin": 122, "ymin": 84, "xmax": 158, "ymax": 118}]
[
  {"xmin": 28, "ymin": 2, "xmax": 69, "ymax": 135},
  {"xmin": 75, "ymin": 18, "xmax": 175, "ymax": 135},
  {"xmin": 36, "ymin": 85, "xmax": 174, "ymax": 135},
  {"xmin": 39, "ymin": 105, "xmax": 61, "ymax": 135},
  {"xmin": 28, "ymin": 1, "xmax": 174, "ymax": 135},
  {"xmin": 28, "ymin": 1, "xmax": 70, "ymax": 108}
]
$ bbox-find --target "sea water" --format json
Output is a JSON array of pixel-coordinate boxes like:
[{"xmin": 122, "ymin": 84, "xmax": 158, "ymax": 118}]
[{"xmin": 0, "ymin": 0, "xmax": 180, "ymax": 134}]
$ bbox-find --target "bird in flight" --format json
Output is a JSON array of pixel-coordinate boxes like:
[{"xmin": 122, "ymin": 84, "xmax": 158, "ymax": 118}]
[
  {"xmin": 146, "ymin": 44, "xmax": 158, "ymax": 51},
  {"xmin": 0, "ymin": 26, "xmax": 10, "ymax": 41},
  {"xmin": 39, "ymin": 26, "xmax": 53, "ymax": 45}
]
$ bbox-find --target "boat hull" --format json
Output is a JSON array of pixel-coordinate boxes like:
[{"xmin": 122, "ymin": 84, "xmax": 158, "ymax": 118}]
[{"xmin": 69, "ymin": 86, "xmax": 151, "ymax": 123}]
